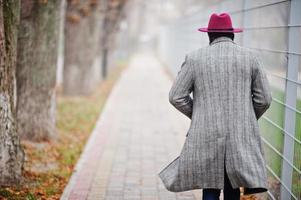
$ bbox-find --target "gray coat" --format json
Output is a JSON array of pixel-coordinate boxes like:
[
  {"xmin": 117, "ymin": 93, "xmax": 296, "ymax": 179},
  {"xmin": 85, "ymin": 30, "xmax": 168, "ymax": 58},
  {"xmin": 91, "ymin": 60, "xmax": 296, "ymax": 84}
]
[{"xmin": 158, "ymin": 36, "xmax": 272, "ymax": 195}]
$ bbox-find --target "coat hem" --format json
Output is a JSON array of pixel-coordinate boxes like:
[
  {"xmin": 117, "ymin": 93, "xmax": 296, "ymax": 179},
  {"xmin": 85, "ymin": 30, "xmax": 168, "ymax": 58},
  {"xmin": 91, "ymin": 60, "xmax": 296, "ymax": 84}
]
[
  {"xmin": 159, "ymin": 170, "xmax": 268, "ymax": 195},
  {"xmin": 159, "ymin": 178, "xmax": 268, "ymax": 195}
]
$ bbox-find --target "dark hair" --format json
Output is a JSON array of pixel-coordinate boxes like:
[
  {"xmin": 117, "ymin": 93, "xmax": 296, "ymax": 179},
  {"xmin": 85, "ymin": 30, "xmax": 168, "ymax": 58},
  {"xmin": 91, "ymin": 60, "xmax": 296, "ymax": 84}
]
[{"xmin": 208, "ymin": 32, "xmax": 234, "ymax": 44}]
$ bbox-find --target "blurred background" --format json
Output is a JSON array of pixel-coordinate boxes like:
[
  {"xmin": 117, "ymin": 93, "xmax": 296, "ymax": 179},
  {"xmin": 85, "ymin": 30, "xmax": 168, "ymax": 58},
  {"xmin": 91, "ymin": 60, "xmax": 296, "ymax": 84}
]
[{"xmin": 0, "ymin": 0, "xmax": 300, "ymax": 199}]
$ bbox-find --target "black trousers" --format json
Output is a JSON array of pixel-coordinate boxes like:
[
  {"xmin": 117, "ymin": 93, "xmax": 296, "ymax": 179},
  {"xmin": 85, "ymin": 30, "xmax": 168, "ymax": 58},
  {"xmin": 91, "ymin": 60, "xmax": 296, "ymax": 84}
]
[{"xmin": 202, "ymin": 164, "xmax": 240, "ymax": 200}]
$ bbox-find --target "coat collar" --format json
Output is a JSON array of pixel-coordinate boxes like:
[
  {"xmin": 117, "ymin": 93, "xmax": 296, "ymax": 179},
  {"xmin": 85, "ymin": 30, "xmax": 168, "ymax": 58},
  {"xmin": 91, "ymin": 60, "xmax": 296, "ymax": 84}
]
[{"xmin": 210, "ymin": 36, "xmax": 235, "ymax": 46}]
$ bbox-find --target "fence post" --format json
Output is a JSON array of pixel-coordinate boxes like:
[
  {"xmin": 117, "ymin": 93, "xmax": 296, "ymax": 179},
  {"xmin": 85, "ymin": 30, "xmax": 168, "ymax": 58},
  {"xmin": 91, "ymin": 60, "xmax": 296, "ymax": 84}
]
[
  {"xmin": 281, "ymin": 0, "xmax": 301, "ymax": 199},
  {"xmin": 241, "ymin": 0, "xmax": 248, "ymax": 46}
]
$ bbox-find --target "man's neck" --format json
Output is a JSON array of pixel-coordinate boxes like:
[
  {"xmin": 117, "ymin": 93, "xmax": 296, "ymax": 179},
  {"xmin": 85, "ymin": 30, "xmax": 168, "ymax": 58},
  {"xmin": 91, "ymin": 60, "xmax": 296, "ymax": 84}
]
[{"xmin": 209, "ymin": 36, "xmax": 233, "ymax": 44}]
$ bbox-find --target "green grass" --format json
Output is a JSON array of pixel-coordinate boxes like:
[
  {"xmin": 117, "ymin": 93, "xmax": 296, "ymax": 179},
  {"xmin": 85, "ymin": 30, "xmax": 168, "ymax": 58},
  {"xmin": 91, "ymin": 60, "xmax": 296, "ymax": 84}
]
[
  {"xmin": 25, "ymin": 193, "xmax": 37, "ymax": 200},
  {"xmin": 258, "ymin": 86, "xmax": 301, "ymax": 198}
]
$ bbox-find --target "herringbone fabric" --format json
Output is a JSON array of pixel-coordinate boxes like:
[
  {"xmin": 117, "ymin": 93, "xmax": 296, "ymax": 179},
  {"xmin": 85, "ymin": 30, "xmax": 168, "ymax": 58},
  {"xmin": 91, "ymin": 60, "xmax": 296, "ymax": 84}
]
[{"xmin": 158, "ymin": 36, "xmax": 272, "ymax": 195}]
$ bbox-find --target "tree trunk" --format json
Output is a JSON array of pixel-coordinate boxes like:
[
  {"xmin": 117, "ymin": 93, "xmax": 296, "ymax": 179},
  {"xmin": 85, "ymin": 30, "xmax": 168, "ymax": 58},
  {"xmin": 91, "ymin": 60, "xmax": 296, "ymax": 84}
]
[
  {"xmin": 0, "ymin": 0, "xmax": 25, "ymax": 186},
  {"xmin": 63, "ymin": 0, "xmax": 102, "ymax": 96},
  {"xmin": 100, "ymin": 0, "xmax": 127, "ymax": 79},
  {"xmin": 16, "ymin": 0, "xmax": 60, "ymax": 141}
]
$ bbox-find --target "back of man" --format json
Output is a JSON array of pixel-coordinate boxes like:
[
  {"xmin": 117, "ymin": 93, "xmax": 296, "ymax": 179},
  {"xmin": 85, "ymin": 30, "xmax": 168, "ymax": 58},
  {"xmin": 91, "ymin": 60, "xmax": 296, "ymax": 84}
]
[
  {"xmin": 159, "ymin": 13, "xmax": 273, "ymax": 199},
  {"xmin": 188, "ymin": 36, "xmax": 266, "ymax": 141}
]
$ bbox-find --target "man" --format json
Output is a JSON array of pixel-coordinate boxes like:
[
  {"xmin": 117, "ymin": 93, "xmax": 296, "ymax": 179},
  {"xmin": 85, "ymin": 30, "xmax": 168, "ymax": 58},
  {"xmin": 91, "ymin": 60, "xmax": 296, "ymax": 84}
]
[{"xmin": 158, "ymin": 13, "xmax": 272, "ymax": 200}]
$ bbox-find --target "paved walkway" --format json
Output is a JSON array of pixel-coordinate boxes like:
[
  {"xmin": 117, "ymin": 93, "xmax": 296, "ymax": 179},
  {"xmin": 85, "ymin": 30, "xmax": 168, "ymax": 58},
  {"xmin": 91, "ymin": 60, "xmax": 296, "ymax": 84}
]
[{"xmin": 61, "ymin": 54, "xmax": 206, "ymax": 200}]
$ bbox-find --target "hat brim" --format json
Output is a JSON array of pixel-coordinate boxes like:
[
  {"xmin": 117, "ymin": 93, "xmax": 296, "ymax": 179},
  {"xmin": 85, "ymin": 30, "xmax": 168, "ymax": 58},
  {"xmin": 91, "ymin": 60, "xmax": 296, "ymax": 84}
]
[{"xmin": 198, "ymin": 28, "xmax": 243, "ymax": 33}]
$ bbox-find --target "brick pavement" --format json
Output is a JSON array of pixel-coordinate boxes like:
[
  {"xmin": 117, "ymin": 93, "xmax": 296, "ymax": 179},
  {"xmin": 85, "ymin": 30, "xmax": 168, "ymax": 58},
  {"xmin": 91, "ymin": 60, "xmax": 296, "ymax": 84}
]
[{"xmin": 61, "ymin": 54, "xmax": 218, "ymax": 200}]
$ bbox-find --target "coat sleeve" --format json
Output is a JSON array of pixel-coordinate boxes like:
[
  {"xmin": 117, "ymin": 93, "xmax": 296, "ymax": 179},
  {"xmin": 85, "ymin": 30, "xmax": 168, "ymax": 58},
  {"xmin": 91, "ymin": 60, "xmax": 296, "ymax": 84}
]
[
  {"xmin": 169, "ymin": 55, "xmax": 194, "ymax": 119},
  {"xmin": 251, "ymin": 53, "xmax": 272, "ymax": 120}
]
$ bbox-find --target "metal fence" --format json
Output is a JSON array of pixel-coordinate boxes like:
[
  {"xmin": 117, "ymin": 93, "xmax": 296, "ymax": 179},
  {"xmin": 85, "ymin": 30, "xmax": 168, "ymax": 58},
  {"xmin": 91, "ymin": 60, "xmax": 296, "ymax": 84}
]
[{"xmin": 157, "ymin": 0, "xmax": 301, "ymax": 199}]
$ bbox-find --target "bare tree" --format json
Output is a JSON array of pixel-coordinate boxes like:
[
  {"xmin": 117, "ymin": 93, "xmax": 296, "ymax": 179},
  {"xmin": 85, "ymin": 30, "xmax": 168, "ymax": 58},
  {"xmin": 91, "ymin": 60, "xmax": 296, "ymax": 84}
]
[
  {"xmin": 63, "ymin": 0, "xmax": 128, "ymax": 95},
  {"xmin": 0, "ymin": 0, "xmax": 25, "ymax": 186},
  {"xmin": 63, "ymin": 0, "xmax": 103, "ymax": 95},
  {"xmin": 16, "ymin": 0, "xmax": 61, "ymax": 141},
  {"xmin": 100, "ymin": 0, "xmax": 127, "ymax": 78}
]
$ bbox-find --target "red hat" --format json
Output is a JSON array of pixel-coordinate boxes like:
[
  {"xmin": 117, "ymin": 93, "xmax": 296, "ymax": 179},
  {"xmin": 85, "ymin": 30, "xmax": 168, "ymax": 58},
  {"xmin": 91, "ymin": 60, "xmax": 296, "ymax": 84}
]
[{"xmin": 198, "ymin": 13, "xmax": 243, "ymax": 33}]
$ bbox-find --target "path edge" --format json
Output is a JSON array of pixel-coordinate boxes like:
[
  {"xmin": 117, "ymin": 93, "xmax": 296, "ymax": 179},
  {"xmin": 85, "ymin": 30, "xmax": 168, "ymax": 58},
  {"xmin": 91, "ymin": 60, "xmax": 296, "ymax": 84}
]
[{"xmin": 60, "ymin": 65, "xmax": 129, "ymax": 200}]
